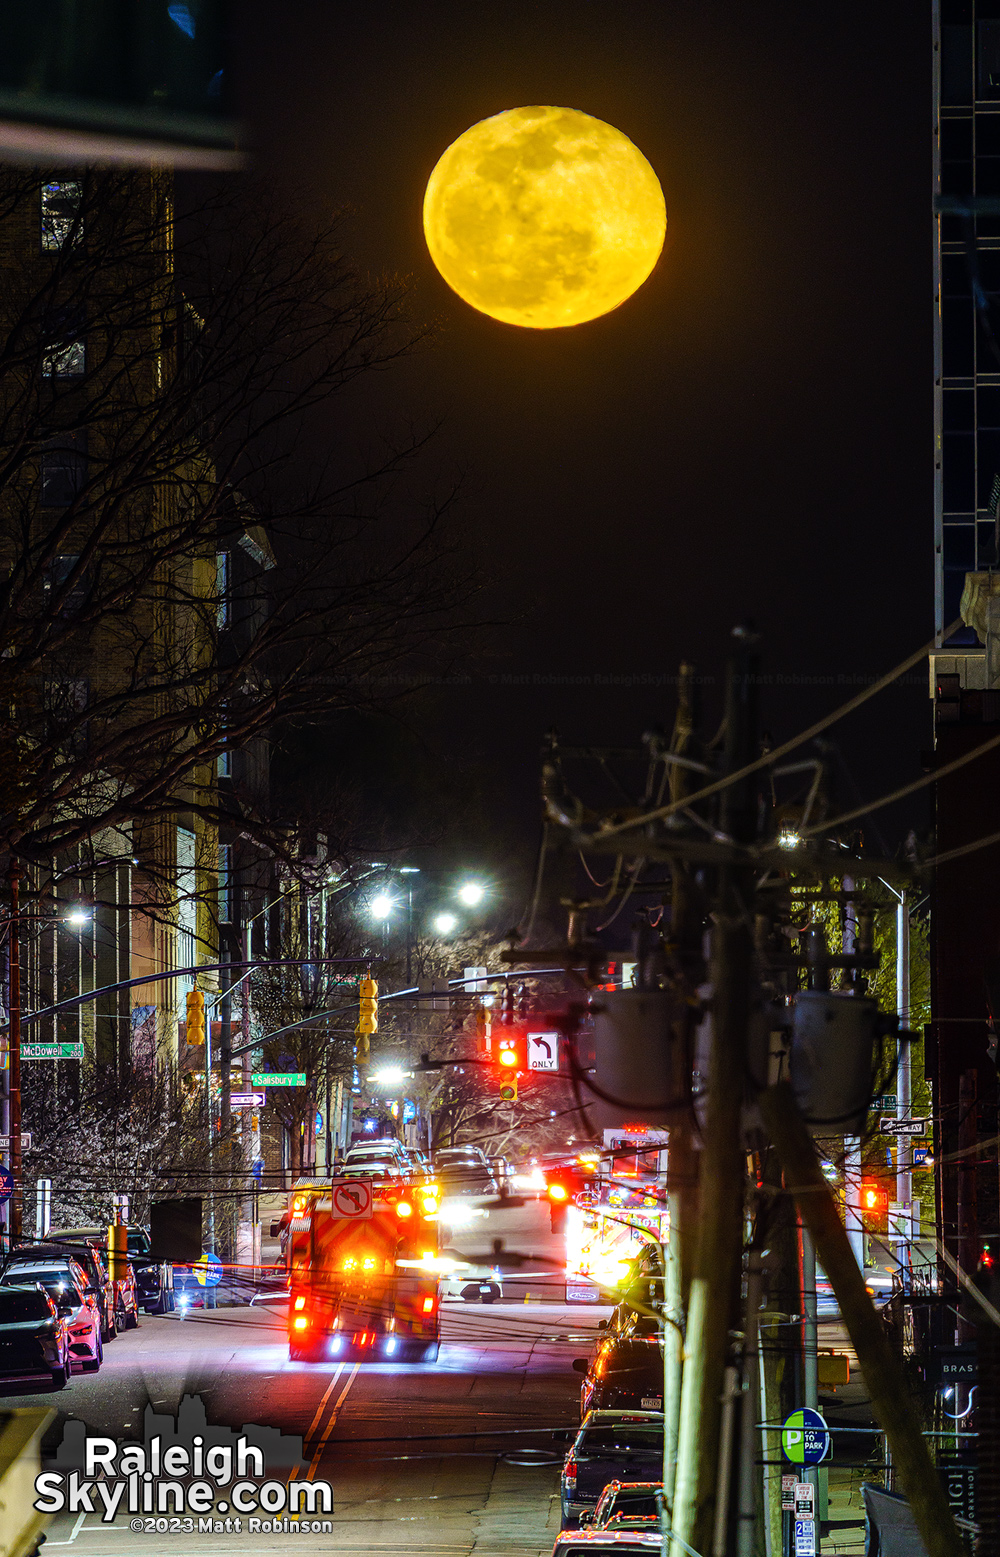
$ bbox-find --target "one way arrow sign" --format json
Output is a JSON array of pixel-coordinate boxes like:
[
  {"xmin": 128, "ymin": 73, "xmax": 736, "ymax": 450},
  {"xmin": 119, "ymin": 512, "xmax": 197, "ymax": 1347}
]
[{"xmin": 527, "ymin": 1031, "xmax": 559, "ymax": 1072}]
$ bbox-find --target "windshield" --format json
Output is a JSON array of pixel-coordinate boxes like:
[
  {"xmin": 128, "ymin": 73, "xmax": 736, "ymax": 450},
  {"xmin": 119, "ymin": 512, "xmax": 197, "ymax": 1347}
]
[
  {"xmin": 3, "ymin": 1264, "xmax": 74, "ymax": 1287},
  {"xmin": 0, "ymin": 1288, "xmax": 51, "ymax": 1321},
  {"xmin": 559, "ymin": 1546, "xmax": 656, "ymax": 1556},
  {"xmin": 579, "ymin": 1427, "xmax": 662, "ymax": 1456}
]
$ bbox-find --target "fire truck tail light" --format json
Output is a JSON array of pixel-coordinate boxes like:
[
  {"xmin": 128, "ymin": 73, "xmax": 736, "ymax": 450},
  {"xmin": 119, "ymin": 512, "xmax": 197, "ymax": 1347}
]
[
  {"xmin": 396, "ymin": 1201, "xmax": 413, "ymax": 1218},
  {"xmin": 362, "ymin": 1256, "xmax": 377, "ymax": 1271},
  {"xmin": 294, "ymin": 1296, "xmax": 306, "ymax": 1311},
  {"xmin": 422, "ymin": 1296, "xmax": 435, "ymax": 1313},
  {"xmin": 343, "ymin": 1257, "xmax": 358, "ymax": 1272},
  {"xmin": 292, "ymin": 1195, "xmax": 308, "ymax": 1215},
  {"xmin": 548, "ymin": 1183, "xmax": 569, "ymax": 1201},
  {"xmin": 293, "ymin": 1315, "xmax": 309, "ymax": 1331}
]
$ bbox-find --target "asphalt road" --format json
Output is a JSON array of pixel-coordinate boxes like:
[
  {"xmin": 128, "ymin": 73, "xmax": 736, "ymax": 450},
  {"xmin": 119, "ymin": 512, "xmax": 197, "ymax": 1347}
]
[{"xmin": 5, "ymin": 1198, "xmax": 608, "ymax": 1557}]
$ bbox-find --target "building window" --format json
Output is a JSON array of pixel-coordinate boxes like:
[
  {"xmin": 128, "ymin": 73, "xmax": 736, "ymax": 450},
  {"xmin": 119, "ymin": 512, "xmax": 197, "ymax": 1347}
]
[
  {"xmin": 177, "ymin": 827, "xmax": 197, "ymax": 972},
  {"xmin": 40, "ymin": 435, "xmax": 86, "ymax": 507},
  {"xmin": 42, "ymin": 308, "xmax": 86, "ymax": 378},
  {"xmin": 215, "ymin": 551, "xmax": 229, "ymax": 629},
  {"xmin": 42, "ymin": 555, "xmax": 85, "ymax": 615},
  {"xmin": 40, "ymin": 181, "xmax": 82, "ymax": 251},
  {"xmin": 219, "ymin": 844, "xmax": 232, "ymax": 924}
]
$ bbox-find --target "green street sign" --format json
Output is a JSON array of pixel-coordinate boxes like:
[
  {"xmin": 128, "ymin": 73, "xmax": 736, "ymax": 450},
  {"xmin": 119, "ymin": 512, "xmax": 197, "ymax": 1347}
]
[
  {"xmin": 251, "ymin": 1072, "xmax": 306, "ymax": 1088},
  {"xmin": 21, "ymin": 1043, "xmax": 83, "ymax": 1060}
]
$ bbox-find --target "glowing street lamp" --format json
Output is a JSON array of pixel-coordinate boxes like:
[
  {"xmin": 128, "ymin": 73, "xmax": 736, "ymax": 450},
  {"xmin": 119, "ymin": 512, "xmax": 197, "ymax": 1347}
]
[
  {"xmin": 373, "ymin": 1066, "xmax": 409, "ymax": 1086},
  {"xmin": 457, "ymin": 882, "xmax": 485, "ymax": 907},
  {"xmin": 434, "ymin": 912, "xmax": 458, "ymax": 936},
  {"xmin": 369, "ymin": 894, "xmax": 395, "ymax": 920},
  {"xmin": 65, "ymin": 906, "xmax": 92, "ymax": 927}
]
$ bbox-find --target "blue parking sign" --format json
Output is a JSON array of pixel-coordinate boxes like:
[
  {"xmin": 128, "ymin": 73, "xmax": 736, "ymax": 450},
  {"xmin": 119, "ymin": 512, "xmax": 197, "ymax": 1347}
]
[
  {"xmin": 794, "ymin": 1519, "xmax": 817, "ymax": 1556},
  {"xmin": 782, "ymin": 1407, "xmax": 830, "ymax": 1466}
]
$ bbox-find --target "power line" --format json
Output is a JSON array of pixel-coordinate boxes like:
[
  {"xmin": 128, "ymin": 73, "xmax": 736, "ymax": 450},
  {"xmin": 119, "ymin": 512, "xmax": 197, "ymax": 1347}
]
[
  {"xmin": 801, "ymin": 729, "xmax": 1000, "ymax": 838},
  {"xmin": 580, "ymin": 619, "xmax": 961, "ymax": 845}
]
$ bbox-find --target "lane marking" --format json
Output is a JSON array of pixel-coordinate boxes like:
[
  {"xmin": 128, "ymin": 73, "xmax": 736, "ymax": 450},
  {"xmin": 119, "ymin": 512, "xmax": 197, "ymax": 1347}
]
[
  {"xmin": 307, "ymin": 1361, "xmax": 360, "ymax": 1479},
  {"xmin": 304, "ymin": 1360, "xmax": 346, "ymax": 1444},
  {"xmin": 45, "ymin": 1510, "xmax": 88, "ymax": 1546}
]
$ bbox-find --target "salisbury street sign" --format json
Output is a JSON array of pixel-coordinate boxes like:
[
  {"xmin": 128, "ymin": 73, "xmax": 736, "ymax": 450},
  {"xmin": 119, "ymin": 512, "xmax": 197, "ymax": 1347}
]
[
  {"xmin": 251, "ymin": 1072, "xmax": 306, "ymax": 1088},
  {"xmin": 21, "ymin": 1043, "xmax": 84, "ymax": 1060}
]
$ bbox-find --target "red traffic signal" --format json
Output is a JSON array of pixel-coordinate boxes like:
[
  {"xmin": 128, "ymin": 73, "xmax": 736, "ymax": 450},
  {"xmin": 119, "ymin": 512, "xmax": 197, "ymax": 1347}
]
[
  {"xmin": 495, "ymin": 1034, "xmax": 527, "ymax": 1071},
  {"xmin": 860, "ymin": 1180, "xmax": 888, "ymax": 1231}
]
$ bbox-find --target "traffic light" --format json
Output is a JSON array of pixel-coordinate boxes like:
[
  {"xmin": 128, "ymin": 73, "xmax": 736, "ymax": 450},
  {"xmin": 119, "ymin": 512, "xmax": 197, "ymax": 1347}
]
[
  {"xmin": 186, "ymin": 989, "xmax": 205, "ymax": 1045},
  {"xmin": 860, "ymin": 1180, "xmax": 888, "ymax": 1233},
  {"xmin": 499, "ymin": 1075, "xmax": 518, "ymax": 1102},
  {"xmin": 474, "ymin": 1001, "xmax": 492, "ymax": 1044},
  {"xmin": 356, "ymin": 976, "xmax": 378, "ymax": 1064},
  {"xmin": 496, "ymin": 1034, "xmax": 527, "ymax": 1070},
  {"xmin": 500, "ymin": 984, "xmax": 515, "ymax": 1026}
]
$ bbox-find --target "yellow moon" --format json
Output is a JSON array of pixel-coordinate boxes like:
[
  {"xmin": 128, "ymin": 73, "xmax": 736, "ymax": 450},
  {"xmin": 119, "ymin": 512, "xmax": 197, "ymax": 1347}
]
[{"xmin": 423, "ymin": 106, "xmax": 666, "ymax": 329}]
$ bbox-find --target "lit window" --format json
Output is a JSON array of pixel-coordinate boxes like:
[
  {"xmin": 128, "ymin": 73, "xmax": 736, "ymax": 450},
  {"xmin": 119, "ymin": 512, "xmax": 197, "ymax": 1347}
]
[
  {"xmin": 42, "ymin": 309, "xmax": 86, "ymax": 378},
  {"xmin": 41, "ymin": 182, "xmax": 82, "ymax": 251},
  {"xmin": 215, "ymin": 552, "xmax": 229, "ymax": 630}
]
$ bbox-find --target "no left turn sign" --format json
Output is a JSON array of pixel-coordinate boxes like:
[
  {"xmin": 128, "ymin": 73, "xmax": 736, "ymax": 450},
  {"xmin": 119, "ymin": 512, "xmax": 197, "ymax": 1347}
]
[{"xmin": 330, "ymin": 1177, "xmax": 374, "ymax": 1220}]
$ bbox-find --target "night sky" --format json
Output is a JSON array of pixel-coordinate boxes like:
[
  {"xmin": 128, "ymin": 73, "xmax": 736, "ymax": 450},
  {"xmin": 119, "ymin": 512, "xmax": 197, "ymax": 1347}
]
[{"xmin": 236, "ymin": 2, "xmax": 931, "ymax": 892}]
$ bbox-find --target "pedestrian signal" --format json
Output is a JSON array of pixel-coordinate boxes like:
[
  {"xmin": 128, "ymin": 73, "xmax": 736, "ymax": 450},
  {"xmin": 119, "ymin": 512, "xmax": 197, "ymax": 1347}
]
[
  {"xmin": 186, "ymin": 989, "xmax": 205, "ymax": 1045},
  {"xmin": 860, "ymin": 1180, "xmax": 888, "ymax": 1233}
]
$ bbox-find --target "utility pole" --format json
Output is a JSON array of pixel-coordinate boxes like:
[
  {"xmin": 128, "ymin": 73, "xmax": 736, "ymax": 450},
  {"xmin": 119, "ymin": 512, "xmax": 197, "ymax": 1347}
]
[
  {"xmin": 673, "ymin": 627, "xmax": 758, "ymax": 1555},
  {"xmin": 8, "ymin": 863, "xmax": 22, "ymax": 1242},
  {"xmin": 895, "ymin": 892, "xmax": 912, "ymax": 1258}
]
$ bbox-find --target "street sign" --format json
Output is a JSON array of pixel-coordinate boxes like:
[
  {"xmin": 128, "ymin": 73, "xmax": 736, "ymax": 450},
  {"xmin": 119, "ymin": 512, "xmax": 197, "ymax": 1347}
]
[
  {"xmin": 879, "ymin": 1117, "xmax": 929, "ymax": 1136},
  {"xmin": 934, "ymin": 1345, "xmax": 977, "ymax": 1384},
  {"xmin": 251, "ymin": 1072, "xmax": 306, "ymax": 1087},
  {"xmin": 913, "ymin": 1145, "xmax": 929, "ymax": 1166},
  {"xmin": 193, "ymin": 1251, "xmax": 223, "ymax": 1287},
  {"xmin": 781, "ymin": 1407, "xmax": 830, "ymax": 1466},
  {"xmin": 21, "ymin": 1043, "xmax": 83, "ymax": 1060},
  {"xmin": 871, "ymin": 1095, "xmax": 898, "ymax": 1111},
  {"xmin": 230, "ymin": 1091, "xmax": 265, "ymax": 1108},
  {"xmin": 794, "ymin": 1519, "xmax": 817, "ymax": 1557},
  {"xmin": 781, "ymin": 1475, "xmax": 796, "ymax": 1512},
  {"xmin": 794, "ymin": 1483, "xmax": 815, "ymax": 1517},
  {"xmin": 527, "ymin": 1031, "xmax": 559, "ymax": 1072},
  {"xmin": 0, "ymin": 1134, "xmax": 30, "ymax": 1150},
  {"xmin": 0, "ymin": 1168, "xmax": 15, "ymax": 1204},
  {"xmin": 329, "ymin": 1177, "xmax": 373, "ymax": 1220}
]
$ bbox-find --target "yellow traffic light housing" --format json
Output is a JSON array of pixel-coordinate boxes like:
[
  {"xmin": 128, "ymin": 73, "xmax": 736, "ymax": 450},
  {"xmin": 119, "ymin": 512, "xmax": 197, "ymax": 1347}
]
[
  {"xmin": 499, "ymin": 1077, "xmax": 518, "ymax": 1102},
  {"xmin": 186, "ymin": 988, "xmax": 205, "ymax": 1045},
  {"xmin": 355, "ymin": 975, "xmax": 378, "ymax": 1064}
]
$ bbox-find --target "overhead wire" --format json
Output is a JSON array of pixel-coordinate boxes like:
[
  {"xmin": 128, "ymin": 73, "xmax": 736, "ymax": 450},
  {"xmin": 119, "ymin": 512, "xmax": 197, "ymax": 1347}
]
[
  {"xmin": 800, "ymin": 728, "xmax": 1000, "ymax": 839},
  {"xmin": 583, "ymin": 619, "xmax": 962, "ymax": 843}
]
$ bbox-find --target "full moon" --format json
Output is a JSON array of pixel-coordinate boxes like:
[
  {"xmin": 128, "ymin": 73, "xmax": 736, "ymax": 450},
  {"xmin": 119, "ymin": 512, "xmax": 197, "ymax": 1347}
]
[{"xmin": 422, "ymin": 106, "xmax": 666, "ymax": 329}]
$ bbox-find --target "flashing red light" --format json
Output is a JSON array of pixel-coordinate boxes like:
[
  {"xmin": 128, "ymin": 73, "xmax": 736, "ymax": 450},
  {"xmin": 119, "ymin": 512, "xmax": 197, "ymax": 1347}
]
[
  {"xmin": 983, "ymin": 1248, "xmax": 995, "ymax": 1270},
  {"xmin": 548, "ymin": 1183, "xmax": 569, "ymax": 1202},
  {"xmin": 292, "ymin": 1315, "xmax": 309, "ymax": 1331},
  {"xmin": 422, "ymin": 1296, "xmax": 436, "ymax": 1313},
  {"xmin": 395, "ymin": 1201, "xmax": 413, "ymax": 1218}
]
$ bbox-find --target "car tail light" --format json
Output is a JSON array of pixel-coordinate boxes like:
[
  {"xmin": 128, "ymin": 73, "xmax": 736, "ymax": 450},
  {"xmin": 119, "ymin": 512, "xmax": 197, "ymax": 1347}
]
[{"xmin": 563, "ymin": 1454, "xmax": 577, "ymax": 1490}]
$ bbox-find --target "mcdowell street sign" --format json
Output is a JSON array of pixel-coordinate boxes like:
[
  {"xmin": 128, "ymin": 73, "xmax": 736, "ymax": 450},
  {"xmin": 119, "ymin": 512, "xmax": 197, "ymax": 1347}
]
[
  {"xmin": 251, "ymin": 1072, "xmax": 306, "ymax": 1088},
  {"xmin": 878, "ymin": 1118, "xmax": 929, "ymax": 1136},
  {"xmin": 21, "ymin": 1043, "xmax": 83, "ymax": 1060}
]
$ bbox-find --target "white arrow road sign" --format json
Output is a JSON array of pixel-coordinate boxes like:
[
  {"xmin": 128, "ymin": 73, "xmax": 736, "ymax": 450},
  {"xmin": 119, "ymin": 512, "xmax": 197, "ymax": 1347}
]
[{"xmin": 527, "ymin": 1032, "xmax": 559, "ymax": 1072}]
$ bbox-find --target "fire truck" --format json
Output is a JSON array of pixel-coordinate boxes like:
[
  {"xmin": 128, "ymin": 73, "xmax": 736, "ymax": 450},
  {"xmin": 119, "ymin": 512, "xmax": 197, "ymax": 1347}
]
[
  {"xmin": 286, "ymin": 1177, "xmax": 441, "ymax": 1363},
  {"xmin": 564, "ymin": 1128, "xmax": 669, "ymax": 1301}
]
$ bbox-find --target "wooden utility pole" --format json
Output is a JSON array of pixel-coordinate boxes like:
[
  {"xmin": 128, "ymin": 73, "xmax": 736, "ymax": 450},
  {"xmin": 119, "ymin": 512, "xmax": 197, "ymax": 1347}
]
[
  {"xmin": 8, "ymin": 863, "xmax": 21, "ymax": 1242},
  {"xmin": 672, "ymin": 630, "xmax": 758, "ymax": 1553},
  {"xmin": 760, "ymin": 1081, "xmax": 966, "ymax": 1557}
]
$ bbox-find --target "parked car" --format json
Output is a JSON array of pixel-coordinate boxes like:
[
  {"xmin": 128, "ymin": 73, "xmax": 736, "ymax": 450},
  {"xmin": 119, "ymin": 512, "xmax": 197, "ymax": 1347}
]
[
  {"xmin": 8, "ymin": 1240, "xmax": 116, "ymax": 1341},
  {"xmin": 343, "ymin": 1140, "xmax": 412, "ymax": 1176},
  {"xmin": 550, "ymin": 1531, "xmax": 662, "ymax": 1556},
  {"xmin": 0, "ymin": 1284, "xmax": 72, "ymax": 1389},
  {"xmin": 124, "ymin": 1226, "xmax": 173, "ymax": 1313},
  {"xmin": 47, "ymin": 1227, "xmax": 141, "ymax": 1331},
  {"xmin": 560, "ymin": 1411, "xmax": 664, "ymax": 1529},
  {"xmin": 573, "ymin": 1332, "xmax": 663, "ymax": 1419},
  {"xmin": 432, "ymin": 1147, "xmax": 497, "ymax": 1196},
  {"xmin": 0, "ymin": 1258, "xmax": 103, "ymax": 1375},
  {"xmin": 583, "ymin": 1481, "xmax": 662, "ymax": 1531}
]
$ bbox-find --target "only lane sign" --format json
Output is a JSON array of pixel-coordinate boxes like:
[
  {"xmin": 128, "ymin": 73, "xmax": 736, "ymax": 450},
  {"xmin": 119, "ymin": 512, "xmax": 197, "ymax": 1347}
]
[{"xmin": 527, "ymin": 1032, "xmax": 559, "ymax": 1072}]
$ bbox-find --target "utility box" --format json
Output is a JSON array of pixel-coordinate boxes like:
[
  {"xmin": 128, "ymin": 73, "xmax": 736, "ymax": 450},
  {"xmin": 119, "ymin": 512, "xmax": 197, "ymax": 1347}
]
[
  {"xmin": 149, "ymin": 1198, "xmax": 202, "ymax": 1263},
  {"xmin": 790, "ymin": 992, "xmax": 879, "ymax": 1137},
  {"xmin": 588, "ymin": 991, "xmax": 683, "ymax": 1130}
]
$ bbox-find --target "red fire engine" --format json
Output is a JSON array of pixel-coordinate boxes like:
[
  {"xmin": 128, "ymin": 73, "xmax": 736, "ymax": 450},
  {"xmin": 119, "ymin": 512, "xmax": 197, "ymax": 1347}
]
[{"xmin": 286, "ymin": 1178, "xmax": 441, "ymax": 1363}]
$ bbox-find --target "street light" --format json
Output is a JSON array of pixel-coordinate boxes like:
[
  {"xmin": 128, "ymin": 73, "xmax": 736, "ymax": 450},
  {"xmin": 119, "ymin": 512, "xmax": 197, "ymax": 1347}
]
[
  {"xmin": 369, "ymin": 894, "xmax": 395, "ymax": 920},
  {"xmin": 373, "ymin": 1066, "xmax": 409, "ymax": 1085},
  {"xmin": 457, "ymin": 882, "xmax": 485, "ymax": 907},
  {"xmin": 434, "ymin": 912, "xmax": 458, "ymax": 935},
  {"xmin": 64, "ymin": 906, "xmax": 92, "ymax": 927}
]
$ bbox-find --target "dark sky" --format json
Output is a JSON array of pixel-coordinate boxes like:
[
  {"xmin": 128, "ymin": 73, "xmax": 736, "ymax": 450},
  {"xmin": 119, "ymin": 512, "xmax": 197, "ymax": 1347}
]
[{"xmin": 236, "ymin": 1, "xmax": 931, "ymax": 884}]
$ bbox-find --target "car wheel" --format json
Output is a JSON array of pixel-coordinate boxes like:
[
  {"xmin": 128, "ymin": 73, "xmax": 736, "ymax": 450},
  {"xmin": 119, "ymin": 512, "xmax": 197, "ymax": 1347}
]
[
  {"xmin": 102, "ymin": 1309, "xmax": 116, "ymax": 1342},
  {"xmin": 115, "ymin": 1296, "xmax": 129, "ymax": 1333},
  {"xmin": 49, "ymin": 1364, "xmax": 68, "ymax": 1390},
  {"xmin": 125, "ymin": 1302, "xmax": 139, "ymax": 1330}
]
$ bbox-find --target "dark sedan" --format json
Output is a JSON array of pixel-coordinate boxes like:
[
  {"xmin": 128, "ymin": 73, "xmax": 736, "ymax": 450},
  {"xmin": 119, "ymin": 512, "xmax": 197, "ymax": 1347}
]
[
  {"xmin": 432, "ymin": 1148, "xmax": 497, "ymax": 1196},
  {"xmin": 560, "ymin": 1412, "xmax": 664, "ymax": 1529},
  {"xmin": 0, "ymin": 1285, "xmax": 71, "ymax": 1388},
  {"xmin": 0, "ymin": 1261, "xmax": 101, "ymax": 1377},
  {"xmin": 574, "ymin": 1332, "xmax": 663, "ymax": 1419}
]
